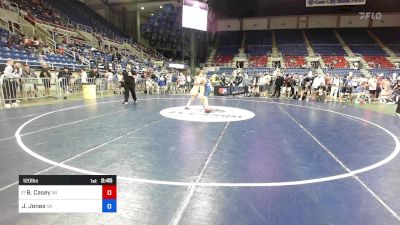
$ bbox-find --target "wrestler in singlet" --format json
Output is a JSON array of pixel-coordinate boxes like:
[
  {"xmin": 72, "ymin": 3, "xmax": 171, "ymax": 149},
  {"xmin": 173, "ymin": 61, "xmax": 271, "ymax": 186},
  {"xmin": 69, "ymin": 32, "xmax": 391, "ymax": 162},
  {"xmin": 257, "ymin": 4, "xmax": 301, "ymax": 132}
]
[
  {"xmin": 185, "ymin": 70, "xmax": 211, "ymax": 112},
  {"xmin": 190, "ymin": 72, "xmax": 204, "ymax": 97}
]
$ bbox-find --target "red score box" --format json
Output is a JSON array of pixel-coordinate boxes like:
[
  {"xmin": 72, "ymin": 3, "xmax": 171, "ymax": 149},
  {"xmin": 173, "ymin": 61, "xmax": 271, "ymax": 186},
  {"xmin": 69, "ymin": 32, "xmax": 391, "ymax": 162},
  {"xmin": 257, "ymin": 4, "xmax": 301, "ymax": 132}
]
[{"xmin": 102, "ymin": 185, "xmax": 117, "ymax": 199}]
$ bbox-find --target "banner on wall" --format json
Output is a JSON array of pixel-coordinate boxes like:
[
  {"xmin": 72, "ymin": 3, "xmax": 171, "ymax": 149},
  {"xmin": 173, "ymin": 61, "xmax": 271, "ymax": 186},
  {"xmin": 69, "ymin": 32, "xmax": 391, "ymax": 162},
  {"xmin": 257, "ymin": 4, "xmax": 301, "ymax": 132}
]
[{"xmin": 306, "ymin": 0, "xmax": 366, "ymax": 7}]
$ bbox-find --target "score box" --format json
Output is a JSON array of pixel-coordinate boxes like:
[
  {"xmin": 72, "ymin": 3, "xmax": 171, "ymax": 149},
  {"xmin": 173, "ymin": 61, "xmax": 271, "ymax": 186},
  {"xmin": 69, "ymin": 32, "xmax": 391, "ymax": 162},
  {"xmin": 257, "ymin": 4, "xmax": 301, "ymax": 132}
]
[{"xmin": 19, "ymin": 175, "xmax": 117, "ymax": 213}]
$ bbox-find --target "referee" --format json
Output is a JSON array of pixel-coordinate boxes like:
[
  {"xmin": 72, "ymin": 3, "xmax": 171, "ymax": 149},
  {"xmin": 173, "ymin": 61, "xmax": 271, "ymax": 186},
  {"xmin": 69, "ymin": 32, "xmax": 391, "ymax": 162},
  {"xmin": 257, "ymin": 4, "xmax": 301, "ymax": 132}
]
[{"xmin": 122, "ymin": 63, "xmax": 137, "ymax": 104}]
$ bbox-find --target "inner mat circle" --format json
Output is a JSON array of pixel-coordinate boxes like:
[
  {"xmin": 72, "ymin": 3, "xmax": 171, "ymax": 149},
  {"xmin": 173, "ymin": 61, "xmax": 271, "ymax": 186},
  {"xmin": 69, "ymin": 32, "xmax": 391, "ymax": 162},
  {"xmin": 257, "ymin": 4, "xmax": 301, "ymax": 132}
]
[{"xmin": 160, "ymin": 105, "xmax": 255, "ymax": 122}]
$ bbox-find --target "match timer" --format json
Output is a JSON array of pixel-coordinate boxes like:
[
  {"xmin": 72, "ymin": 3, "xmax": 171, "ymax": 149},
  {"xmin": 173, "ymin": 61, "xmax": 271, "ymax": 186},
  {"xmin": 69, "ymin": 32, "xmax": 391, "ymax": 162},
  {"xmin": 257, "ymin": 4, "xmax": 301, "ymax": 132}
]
[{"xmin": 19, "ymin": 175, "xmax": 117, "ymax": 213}]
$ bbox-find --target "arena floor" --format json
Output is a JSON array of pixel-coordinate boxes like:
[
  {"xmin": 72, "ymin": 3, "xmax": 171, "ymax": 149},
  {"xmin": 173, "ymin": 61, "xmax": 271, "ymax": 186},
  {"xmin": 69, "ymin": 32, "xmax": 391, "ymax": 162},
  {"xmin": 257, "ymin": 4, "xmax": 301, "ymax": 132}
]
[{"xmin": 0, "ymin": 95, "xmax": 400, "ymax": 225}]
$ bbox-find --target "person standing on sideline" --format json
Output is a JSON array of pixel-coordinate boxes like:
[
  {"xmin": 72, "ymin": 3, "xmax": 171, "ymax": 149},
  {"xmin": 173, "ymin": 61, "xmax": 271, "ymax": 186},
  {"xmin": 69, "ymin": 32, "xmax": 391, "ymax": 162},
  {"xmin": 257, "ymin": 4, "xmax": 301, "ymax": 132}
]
[
  {"xmin": 170, "ymin": 72, "xmax": 178, "ymax": 94},
  {"xmin": 21, "ymin": 64, "xmax": 37, "ymax": 99},
  {"xmin": 40, "ymin": 63, "xmax": 51, "ymax": 97},
  {"xmin": 186, "ymin": 73, "xmax": 192, "ymax": 91},
  {"xmin": 2, "ymin": 59, "xmax": 21, "ymax": 108},
  {"xmin": 122, "ymin": 63, "xmax": 137, "ymax": 104},
  {"xmin": 330, "ymin": 75, "xmax": 340, "ymax": 101},
  {"xmin": 88, "ymin": 66, "xmax": 100, "ymax": 84},
  {"xmin": 272, "ymin": 72, "xmax": 284, "ymax": 98},
  {"xmin": 58, "ymin": 67, "xmax": 71, "ymax": 99},
  {"xmin": 80, "ymin": 67, "xmax": 87, "ymax": 84}
]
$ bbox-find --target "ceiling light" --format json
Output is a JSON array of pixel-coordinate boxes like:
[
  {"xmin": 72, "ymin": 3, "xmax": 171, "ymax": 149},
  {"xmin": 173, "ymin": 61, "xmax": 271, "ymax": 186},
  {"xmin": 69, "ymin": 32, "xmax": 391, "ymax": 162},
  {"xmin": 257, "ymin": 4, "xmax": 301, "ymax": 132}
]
[
  {"xmin": 151, "ymin": 13, "xmax": 154, "ymax": 16},
  {"xmin": 141, "ymin": 6, "xmax": 144, "ymax": 10},
  {"xmin": 160, "ymin": 6, "xmax": 163, "ymax": 9}
]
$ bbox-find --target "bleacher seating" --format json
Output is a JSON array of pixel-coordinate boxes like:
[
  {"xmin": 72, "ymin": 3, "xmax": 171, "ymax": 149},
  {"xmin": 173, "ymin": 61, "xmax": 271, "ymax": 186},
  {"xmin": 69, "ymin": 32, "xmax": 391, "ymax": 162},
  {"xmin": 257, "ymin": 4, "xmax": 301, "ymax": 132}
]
[
  {"xmin": 45, "ymin": 0, "xmax": 127, "ymax": 40},
  {"xmin": 364, "ymin": 56, "xmax": 394, "ymax": 69},
  {"xmin": 282, "ymin": 68, "xmax": 310, "ymax": 75},
  {"xmin": 323, "ymin": 56, "xmax": 348, "ymax": 68},
  {"xmin": 307, "ymin": 29, "xmax": 338, "ymax": 44},
  {"xmin": 245, "ymin": 30, "xmax": 272, "ymax": 57},
  {"xmin": 279, "ymin": 44, "xmax": 308, "ymax": 56},
  {"xmin": 213, "ymin": 31, "xmax": 241, "ymax": 64},
  {"xmin": 387, "ymin": 45, "xmax": 400, "ymax": 54},
  {"xmin": 339, "ymin": 29, "xmax": 375, "ymax": 44},
  {"xmin": 245, "ymin": 67, "xmax": 272, "ymax": 75},
  {"xmin": 285, "ymin": 56, "xmax": 305, "ymax": 68},
  {"xmin": 275, "ymin": 30, "xmax": 304, "ymax": 44},
  {"xmin": 216, "ymin": 46, "xmax": 239, "ymax": 56},
  {"xmin": 305, "ymin": 29, "xmax": 346, "ymax": 55},
  {"xmin": 312, "ymin": 45, "xmax": 346, "ymax": 56},
  {"xmin": 372, "ymin": 28, "xmax": 400, "ymax": 54},
  {"xmin": 324, "ymin": 68, "xmax": 362, "ymax": 76},
  {"xmin": 205, "ymin": 28, "xmax": 398, "ymax": 79},
  {"xmin": 246, "ymin": 45, "xmax": 271, "ymax": 56},
  {"xmin": 370, "ymin": 68, "xmax": 399, "ymax": 76},
  {"xmin": 249, "ymin": 56, "xmax": 267, "ymax": 67},
  {"xmin": 213, "ymin": 55, "xmax": 233, "ymax": 64},
  {"xmin": 218, "ymin": 67, "xmax": 235, "ymax": 74},
  {"xmin": 0, "ymin": 29, "xmax": 9, "ymax": 48},
  {"xmin": 276, "ymin": 30, "xmax": 308, "ymax": 56},
  {"xmin": 348, "ymin": 44, "xmax": 386, "ymax": 56},
  {"xmin": 218, "ymin": 31, "xmax": 242, "ymax": 46},
  {"xmin": 338, "ymin": 29, "xmax": 386, "ymax": 56},
  {"xmin": 0, "ymin": 27, "xmax": 83, "ymax": 69}
]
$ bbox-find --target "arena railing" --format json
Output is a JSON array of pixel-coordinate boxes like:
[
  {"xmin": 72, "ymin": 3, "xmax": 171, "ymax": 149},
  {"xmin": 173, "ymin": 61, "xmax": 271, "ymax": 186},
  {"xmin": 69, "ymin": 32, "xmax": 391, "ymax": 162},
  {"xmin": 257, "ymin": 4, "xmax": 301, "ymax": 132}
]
[
  {"xmin": 46, "ymin": 37, "xmax": 56, "ymax": 50},
  {"xmin": 59, "ymin": 77, "xmax": 116, "ymax": 99},
  {"xmin": 0, "ymin": 17, "xmax": 11, "ymax": 31},
  {"xmin": 77, "ymin": 24, "xmax": 93, "ymax": 34},
  {"xmin": 0, "ymin": 77, "xmax": 60, "ymax": 105},
  {"xmin": 0, "ymin": 58, "xmax": 85, "ymax": 71},
  {"xmin": 0, "ymin": 77, "xmax": 118, "ymax": 108}
]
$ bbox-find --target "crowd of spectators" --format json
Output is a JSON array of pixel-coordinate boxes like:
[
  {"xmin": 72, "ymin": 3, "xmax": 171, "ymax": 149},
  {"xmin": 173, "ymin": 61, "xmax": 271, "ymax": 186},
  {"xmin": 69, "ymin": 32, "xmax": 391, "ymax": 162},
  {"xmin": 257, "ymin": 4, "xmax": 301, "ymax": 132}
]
[
  {"xmin": 208, "ymin": 68, "xmax": 400, "ymax": 105},
  {"xmin": 0, "ymin": 52, "xmax": 190, "ymax": 108},
  {"xmin": 1, "ymin": 0, "xmax": 156, "ymax": 51}
]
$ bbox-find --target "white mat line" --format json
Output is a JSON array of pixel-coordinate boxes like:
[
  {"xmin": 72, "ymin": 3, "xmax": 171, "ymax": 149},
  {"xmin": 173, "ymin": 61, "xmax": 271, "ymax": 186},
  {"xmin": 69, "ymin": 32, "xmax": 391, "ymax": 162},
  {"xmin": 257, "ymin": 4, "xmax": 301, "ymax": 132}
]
[
  {"xmin": 0, "ymin": 117, "xmax": 162, "ymax": 193},
  {"xmin": 0, "ymin": 113, "xmax": 40, "ymax": 122},
  {"xmin": 279, "ymin": 105, "xmax": 400, "ymax": 222},
  {"xmin": 0, "ymin": 108, "xmax": 134, "ymax": 143},
  {"xmin": 168, "ymin": 100, "xmax": 241, "ymax": 225}
]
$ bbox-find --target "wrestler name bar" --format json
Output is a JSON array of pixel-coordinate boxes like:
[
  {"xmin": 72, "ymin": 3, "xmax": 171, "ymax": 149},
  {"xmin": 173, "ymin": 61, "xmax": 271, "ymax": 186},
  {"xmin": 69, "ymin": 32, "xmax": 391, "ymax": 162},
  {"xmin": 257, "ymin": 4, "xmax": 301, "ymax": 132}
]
[{"xmin": 19, "ymin": 175, "xmax": 117, "ymax": 213}]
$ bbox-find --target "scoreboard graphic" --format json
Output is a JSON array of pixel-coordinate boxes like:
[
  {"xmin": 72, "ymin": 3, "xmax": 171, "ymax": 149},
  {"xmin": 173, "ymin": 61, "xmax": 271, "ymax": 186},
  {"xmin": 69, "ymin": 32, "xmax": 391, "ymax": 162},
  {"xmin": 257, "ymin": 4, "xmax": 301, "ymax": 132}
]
[{"xmin": 19, "ymin": 175, "xmax": 117, "ymax": 213}]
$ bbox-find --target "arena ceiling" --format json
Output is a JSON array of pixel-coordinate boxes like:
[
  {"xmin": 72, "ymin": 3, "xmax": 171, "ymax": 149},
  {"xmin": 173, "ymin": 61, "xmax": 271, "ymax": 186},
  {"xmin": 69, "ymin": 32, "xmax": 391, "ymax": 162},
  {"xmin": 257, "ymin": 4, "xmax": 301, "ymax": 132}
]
[
  {"xmin": 84, "ymin": 0, "xmax": 179, "ymax": 16},
  {"xmin": 207, "ymin": 0, "xmax": 400, "ymax": 18},
  {"xmin": 83, "ymin": 0, "xmax": 400, "ymax": 18}
]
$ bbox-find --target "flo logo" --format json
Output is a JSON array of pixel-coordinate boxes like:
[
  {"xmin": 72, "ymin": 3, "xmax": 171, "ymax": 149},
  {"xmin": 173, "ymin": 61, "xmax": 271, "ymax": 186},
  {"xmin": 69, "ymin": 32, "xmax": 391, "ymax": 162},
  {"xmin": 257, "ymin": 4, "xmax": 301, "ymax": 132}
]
[
  {"xmin": 359, "ymin": 12, "xmax": 382, "ymax": 20},
  {"xmin": 160, "ymin": 106, "xmax": 255, "ymax": 122}
]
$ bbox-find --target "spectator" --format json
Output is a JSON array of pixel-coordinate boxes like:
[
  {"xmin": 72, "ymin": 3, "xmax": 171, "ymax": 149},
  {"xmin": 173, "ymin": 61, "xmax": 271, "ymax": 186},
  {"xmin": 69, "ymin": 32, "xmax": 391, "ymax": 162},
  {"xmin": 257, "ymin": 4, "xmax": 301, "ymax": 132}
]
[
  {"xmin": 186, "ymin": 73, "xmax": 192, "ymax": 91},
  {"xmin": 58, "ymin": 66, "xmax": 71, "ymax": 99},
  {"xmin": 105, "ymin": 69, "xmax": 116, "ymax": 93},
  {"xmin": 80, "ymin": 67, "xmax": 87, "ymax": 84},
  {"xmin": 170, "ymin": 72, "xmax": 178, "ymax": 94},
  {"xmin": 21, "ymin": 64, "xmax": 37, "ymax": 99},
  {"xmin": 88, "ymin": 67, "xmax": 100, "ymax": 83},
  {"xmin": 40, "ymin": 63, "xmax": 52, "ymax": 96},
  {"xmin": 329, "ymin": 75, "xmax": 340, "ymax": 101},
  {"xmin": 272, "ymin": 73, "xmax": 284, "ymax": 98},
  {"xmin": 2, "ymin": 59, "xmax": 21, "ymax": 108},
  {"xmin": 380, "ymin": 77, "xmax": 393, "ymax": 104},
  {"xmin": 368, "ymin": 75, "xmax": 377, "ymax": 100}
]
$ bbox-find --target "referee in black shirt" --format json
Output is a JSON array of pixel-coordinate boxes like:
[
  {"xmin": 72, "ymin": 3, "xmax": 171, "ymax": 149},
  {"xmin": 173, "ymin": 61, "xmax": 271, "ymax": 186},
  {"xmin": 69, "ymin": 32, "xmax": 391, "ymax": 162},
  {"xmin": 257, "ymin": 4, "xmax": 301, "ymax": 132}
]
[{"xmin": 122, "ymin": 63, "xmax": 137, "ymax": 104}]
